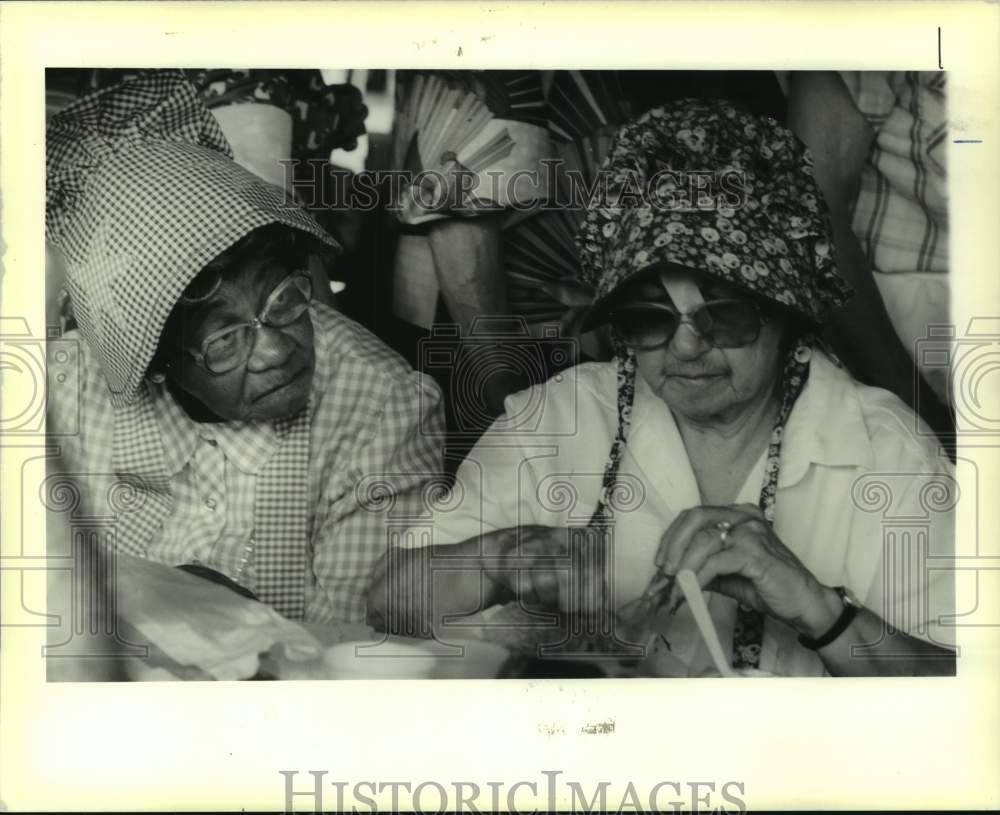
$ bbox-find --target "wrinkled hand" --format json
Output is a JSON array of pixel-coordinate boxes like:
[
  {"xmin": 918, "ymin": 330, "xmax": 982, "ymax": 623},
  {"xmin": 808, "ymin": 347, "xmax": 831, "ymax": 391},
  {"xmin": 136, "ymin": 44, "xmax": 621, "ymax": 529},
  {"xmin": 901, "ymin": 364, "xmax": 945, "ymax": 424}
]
[
  {"xmin": 483, "ymin": 525, "xmax": 609, "ymax": 620},
  {"xmin": 365, "ymin": 546, "xmax": 436, "ymax": 636},
  {"xmin": 655, "ymin": 504, "xmax": 833, "ymax": 634},
  {"xmin": 364, "ymin": 525, "xmax": 612, "ymax": 637}
]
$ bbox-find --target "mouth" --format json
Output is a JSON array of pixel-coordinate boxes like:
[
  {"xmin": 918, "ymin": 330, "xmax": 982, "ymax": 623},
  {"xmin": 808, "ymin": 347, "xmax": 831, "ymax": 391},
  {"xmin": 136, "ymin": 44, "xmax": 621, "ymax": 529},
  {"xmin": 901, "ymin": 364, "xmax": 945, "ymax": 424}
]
[
  {"xmin": 661, "ymin": 372, "xmax": 728, "ymax": 392},
  {"xmin": 253, "ymin": 366, "xmax": 310, "ymax": 403},
  {"xmin": 665, "ymin": 372, "xmax": 725, "ymax": 382}
]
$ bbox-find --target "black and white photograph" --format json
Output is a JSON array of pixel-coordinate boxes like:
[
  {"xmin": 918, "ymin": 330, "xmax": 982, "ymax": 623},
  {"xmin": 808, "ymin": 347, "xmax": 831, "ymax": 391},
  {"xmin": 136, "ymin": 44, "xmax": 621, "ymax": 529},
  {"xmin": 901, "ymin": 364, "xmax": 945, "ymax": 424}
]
[
  {"xmin": 2, "ymin": 2, "xmax": 997, "ymax": 812},
  {"xmin": 40, "ymin": 65, "xmax": 958, "ymax": 681}
]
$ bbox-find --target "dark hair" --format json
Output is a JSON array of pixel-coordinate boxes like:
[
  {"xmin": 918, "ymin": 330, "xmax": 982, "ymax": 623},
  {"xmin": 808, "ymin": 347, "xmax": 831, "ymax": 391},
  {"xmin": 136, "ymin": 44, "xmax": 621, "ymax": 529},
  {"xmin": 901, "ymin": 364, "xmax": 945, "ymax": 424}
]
[{"xmin": 151, "ymin": 223, "xmax": 329, "ymax": 371}]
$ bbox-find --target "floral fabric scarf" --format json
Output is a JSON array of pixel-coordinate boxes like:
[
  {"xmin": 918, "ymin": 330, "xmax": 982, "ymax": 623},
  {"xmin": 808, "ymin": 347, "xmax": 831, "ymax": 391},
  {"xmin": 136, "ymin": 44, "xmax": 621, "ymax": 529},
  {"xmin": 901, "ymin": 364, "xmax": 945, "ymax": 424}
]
[{"xmin": 589, "ymin": 337, "xmax": 814, "ymax": 670}]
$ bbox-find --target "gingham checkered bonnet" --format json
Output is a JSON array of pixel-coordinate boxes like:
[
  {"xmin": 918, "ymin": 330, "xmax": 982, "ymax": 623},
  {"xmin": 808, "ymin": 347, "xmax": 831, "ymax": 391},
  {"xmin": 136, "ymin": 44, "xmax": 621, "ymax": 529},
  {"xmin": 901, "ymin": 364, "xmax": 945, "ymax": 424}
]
[{"xmin": 46, "ymin": 71, "xmax": 340, "ymax": 407}]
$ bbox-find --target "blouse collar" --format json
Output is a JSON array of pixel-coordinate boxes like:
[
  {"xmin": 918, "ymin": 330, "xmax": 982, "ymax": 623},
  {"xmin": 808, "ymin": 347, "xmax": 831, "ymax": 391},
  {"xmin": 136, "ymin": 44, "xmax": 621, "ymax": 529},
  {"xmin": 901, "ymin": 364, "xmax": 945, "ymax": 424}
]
[
  {"xmin": 151, "ymin": 381, "xmax": 283, "ymax": 477},
  {"xmin": 149, "ymin": 304, "xmax": 335, "ymax": 478}
]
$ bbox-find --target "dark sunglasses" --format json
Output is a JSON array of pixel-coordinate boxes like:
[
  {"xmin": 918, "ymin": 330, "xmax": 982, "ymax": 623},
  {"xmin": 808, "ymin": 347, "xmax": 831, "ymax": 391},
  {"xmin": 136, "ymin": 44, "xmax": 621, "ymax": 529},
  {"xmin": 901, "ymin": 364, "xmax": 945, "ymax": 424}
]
[{"xmin": 611, "ymin": 298, "xmax": 767, "ymax": 350}]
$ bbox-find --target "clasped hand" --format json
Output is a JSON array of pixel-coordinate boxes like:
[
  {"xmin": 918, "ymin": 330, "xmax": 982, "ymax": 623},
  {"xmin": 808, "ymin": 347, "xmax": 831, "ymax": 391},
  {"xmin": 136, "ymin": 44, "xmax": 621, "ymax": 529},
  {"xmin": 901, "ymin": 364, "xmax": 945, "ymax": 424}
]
[{"xmin": 655, "ymin": 504, "xmax": 833, "ymax": 635}]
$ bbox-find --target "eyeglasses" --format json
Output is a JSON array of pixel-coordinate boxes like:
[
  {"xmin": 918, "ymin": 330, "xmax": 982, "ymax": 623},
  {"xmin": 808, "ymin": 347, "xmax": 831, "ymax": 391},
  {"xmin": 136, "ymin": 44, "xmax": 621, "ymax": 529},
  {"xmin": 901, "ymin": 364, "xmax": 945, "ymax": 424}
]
[
  {"xmin": 611, "ymin": 299, "xmax": 766, "ymax": 350},
  {"xmin": 186, "ymin": 272, "xmax": 313, "ymax": 374}
]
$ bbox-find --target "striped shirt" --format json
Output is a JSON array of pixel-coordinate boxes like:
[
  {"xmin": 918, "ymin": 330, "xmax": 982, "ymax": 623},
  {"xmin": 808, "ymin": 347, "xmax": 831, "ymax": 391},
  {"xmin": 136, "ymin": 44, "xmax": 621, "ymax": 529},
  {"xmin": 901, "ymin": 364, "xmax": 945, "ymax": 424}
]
[
  {"xmin": 838, "ymin": 71, "xmax": 948, "ymax": 278},
  {"xmin": 47, "ymin": 303, "xmax": 446, "ymax": 623}
]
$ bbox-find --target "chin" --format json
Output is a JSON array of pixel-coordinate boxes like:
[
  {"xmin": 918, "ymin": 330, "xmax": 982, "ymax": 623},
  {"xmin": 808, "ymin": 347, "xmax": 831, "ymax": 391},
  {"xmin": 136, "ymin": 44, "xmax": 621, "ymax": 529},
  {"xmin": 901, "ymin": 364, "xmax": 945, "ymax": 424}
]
[
  {"xmin": 246, "ymin": 370, "xmax": 313, "ymax": 421},
  {"xmin": 660, "ymin": 385, "xmax": 735, "ymax": 422}
]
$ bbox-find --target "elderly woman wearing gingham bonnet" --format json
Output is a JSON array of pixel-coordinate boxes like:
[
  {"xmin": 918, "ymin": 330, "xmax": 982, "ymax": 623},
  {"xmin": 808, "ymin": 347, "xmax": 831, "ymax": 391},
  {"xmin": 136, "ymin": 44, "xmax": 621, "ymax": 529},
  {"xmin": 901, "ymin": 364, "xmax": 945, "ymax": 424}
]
[
  {"xmin": 367, "ymin": 99, "xmax": 957, "ymax": 677},
  {"xmin": 46, "ymin": 71, "xmax": 444, "ymax": 623}
]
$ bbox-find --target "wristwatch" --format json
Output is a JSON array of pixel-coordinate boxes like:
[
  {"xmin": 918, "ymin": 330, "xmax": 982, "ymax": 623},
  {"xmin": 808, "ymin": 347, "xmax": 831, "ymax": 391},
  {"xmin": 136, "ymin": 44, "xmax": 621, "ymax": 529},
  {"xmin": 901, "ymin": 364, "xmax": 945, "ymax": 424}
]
[{"xmin": 797, "ymin": 586, "xmax": 862, "ymax": 651}]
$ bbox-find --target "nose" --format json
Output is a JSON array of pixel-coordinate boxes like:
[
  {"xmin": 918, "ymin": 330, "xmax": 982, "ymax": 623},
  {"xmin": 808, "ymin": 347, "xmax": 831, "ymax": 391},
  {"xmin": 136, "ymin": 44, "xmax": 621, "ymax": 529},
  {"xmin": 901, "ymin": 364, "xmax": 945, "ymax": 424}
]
[
  {"xmin": 245, "ymin": 326, "xmax": 297, "ymax": 373},
  {"xmin": 668, "ymin": 320, "xmax": 712, "ymax": 361}
]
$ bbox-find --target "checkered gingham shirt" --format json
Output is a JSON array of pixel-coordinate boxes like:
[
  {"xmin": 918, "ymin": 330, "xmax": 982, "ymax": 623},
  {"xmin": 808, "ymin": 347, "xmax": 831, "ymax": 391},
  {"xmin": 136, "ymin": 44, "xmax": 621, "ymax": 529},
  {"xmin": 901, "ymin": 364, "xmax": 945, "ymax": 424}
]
[
  {"xmin": 48, "ymin": 303, "xmax": 445, "ymax": 623},
  {"xmin": 838, "ymin": 71, "xmax": 948, "ymax": 277},
  {"xmin": 45, "ymin": 73, "xmax": 447, "ymax": 622}
]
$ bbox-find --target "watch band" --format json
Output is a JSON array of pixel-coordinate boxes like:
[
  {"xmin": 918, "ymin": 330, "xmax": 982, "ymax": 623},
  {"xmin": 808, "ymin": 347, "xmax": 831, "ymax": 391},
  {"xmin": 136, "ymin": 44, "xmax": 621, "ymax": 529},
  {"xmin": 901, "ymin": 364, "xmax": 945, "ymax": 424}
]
[{"xmin": 797, "ymin": 586, "xmax": 860, "ymax": 651}]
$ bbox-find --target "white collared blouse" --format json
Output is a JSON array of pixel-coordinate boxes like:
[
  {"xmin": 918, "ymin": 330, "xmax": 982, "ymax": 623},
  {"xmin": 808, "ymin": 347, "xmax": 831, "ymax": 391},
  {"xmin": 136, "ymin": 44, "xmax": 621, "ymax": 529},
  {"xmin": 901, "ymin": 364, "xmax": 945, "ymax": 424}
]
[{"xmin": 412, "ymin": 351, "xmax": 956, "ymax": 676}]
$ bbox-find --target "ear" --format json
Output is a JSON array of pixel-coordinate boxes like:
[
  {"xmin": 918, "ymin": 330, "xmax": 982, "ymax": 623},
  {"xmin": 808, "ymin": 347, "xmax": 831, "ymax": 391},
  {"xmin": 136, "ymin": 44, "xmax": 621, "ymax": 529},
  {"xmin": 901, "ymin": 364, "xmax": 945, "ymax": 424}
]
[{"xmin": 146, "ymin": 341, "xmax": 176, "ymax": 384}]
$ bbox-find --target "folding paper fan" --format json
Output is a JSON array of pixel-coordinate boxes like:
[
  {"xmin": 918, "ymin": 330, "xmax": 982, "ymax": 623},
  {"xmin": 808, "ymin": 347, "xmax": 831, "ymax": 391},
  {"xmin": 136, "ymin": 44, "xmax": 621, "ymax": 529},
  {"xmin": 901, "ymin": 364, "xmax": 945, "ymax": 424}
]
[
  {"xmin": 503, "ymin": 125, "xmax": 618, "ymax": 326},
  {"xmin": 547, "ymin": 69, "xmax": 632, "ymax": 143},
  {"xmin": 504, "ymin": 206, "xmax": 581, "ymax": 323},
  {"xmin": 502, "ymin": 203, "xmax": 612, "ymax": 359},
  {"xmin": 438, "ymin": 70, "xmax": 549, "ymax": 129},
  {"xmin": 552, "ymin": 127, "xmax": 619, "ymax": 209},
  {"xmin": 507, "ymin": 69, "xmax": 629, "ymax": 319},
  {"xmin": 393, "ymin": 71, "xmax": 550, "ymax": 224}
]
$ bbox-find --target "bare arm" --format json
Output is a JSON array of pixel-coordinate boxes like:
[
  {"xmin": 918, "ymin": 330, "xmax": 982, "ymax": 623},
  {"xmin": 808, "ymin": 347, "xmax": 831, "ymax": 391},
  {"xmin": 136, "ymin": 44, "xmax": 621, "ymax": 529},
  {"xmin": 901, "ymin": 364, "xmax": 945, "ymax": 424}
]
[
  {"xmin": 803, "ymin": 590, "xmax": 955, "ymax": 676},
  {"xmin": 365, "ymin": 537, "xmax": 507, "ymax": 636},
  {"xmin": 426, "ymin": 215, "xmax": 508, "ymax": 331},
  {"xmin": 365, "ymin": 525, "xmax": 602, "ymax": 636},
  {"xmin": 426, "ymin": 216, "xmax": 527, "ymax": 415}
]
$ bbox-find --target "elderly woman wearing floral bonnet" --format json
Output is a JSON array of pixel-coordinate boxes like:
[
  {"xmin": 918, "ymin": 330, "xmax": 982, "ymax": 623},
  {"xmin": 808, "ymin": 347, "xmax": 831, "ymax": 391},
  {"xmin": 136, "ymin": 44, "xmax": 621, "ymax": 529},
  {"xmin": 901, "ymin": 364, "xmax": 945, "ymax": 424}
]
[{"xmin": 367, "ymin": 99, "xmax": 956, "ymax": 677}]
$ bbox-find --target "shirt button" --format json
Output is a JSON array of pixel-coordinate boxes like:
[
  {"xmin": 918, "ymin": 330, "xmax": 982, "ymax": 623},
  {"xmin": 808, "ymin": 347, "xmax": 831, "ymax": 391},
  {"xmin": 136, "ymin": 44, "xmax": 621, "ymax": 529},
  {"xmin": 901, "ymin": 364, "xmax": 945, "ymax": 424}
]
[{"xmin": 205, "ymin": 498, "xmax": 218, "ymax": 511}]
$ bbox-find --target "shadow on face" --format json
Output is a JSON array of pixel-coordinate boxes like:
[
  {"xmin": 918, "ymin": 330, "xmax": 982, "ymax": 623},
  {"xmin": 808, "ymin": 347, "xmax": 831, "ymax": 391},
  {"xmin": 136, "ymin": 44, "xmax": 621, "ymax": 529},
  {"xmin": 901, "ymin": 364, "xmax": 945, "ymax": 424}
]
[
  {"xmin": 612, "ymin": 268, "xmax": 786, "ymax": 425},
  {"xmin": 155, "ymin": 227, "xmax": 320, "ymax": 423}
]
